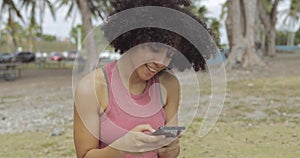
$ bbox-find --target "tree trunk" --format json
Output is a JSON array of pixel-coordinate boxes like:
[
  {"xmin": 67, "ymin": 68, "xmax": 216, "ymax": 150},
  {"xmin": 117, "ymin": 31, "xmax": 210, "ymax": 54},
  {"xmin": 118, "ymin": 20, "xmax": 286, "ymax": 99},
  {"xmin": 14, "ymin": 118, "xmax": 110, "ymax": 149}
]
[
  {"xmin": 258, "ymin": 0, "xmax": 279, "ymax": 57},
  {"xmin": 77, "ymin": 0, "xmax": 98, "ymax": 73},
  {"xmin": 265, "ymin": 28, "xmax": 276, "ymax": 56},
  {"xmin": 290, "ymin": 31, "xmax": 295, "ymax": 46},
  {"xmin": 29, "ymin": 27, "xmax": 34, "ymax": 52},
  {"xmin": 8, "ymin": 12, "xmax": 18, "ymax": 51},
  {"xmin": 225, "ymin": 0, "xmax": 265, "ymax": 70},
  {"xmin": 255, "ymin": 10, "xmax": 263, "ymax": 57},
  {"xmin": 287, "ymin": 31, "xmax": 296, "ymax": 46}
]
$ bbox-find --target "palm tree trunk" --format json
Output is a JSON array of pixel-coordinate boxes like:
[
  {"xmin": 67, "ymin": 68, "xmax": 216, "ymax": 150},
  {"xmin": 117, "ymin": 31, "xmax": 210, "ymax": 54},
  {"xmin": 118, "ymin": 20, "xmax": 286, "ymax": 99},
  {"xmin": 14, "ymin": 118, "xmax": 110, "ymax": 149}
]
[
  {"xmin": 77, "ymin": 0, "xmax": 98, "ymax": 73},
  {"xmin": 8, "ymin": 12, "xmax": 18, "ymax": 51}
]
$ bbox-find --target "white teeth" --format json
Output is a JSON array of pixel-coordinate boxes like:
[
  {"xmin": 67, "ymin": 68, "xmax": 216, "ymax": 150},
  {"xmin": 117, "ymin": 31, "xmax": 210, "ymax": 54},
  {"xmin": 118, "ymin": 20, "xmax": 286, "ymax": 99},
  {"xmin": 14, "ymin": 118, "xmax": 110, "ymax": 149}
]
[{"xmin": 147, "ymin": 65, "xmax": 157, "ymax": 73}]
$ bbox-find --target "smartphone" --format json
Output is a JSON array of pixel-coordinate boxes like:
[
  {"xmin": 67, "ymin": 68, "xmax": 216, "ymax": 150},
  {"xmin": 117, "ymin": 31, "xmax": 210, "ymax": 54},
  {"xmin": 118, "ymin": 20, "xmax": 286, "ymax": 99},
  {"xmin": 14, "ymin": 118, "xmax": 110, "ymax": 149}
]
[{"xmin": 151, "ymin": 126, "xmax": 185, "ymax": 137}]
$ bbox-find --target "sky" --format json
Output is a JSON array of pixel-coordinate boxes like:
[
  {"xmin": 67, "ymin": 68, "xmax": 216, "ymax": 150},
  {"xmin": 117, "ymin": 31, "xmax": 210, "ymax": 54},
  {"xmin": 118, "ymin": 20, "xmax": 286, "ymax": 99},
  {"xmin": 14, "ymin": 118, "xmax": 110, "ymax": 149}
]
[{"xmin": 1, "ymin": 0, "xmax": 290, "ymax": 45}]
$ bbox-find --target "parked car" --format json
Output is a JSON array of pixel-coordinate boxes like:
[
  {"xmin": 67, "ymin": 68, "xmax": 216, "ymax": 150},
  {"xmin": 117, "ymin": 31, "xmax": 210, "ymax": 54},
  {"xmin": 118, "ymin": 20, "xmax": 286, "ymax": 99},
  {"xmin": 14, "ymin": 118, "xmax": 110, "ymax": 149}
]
[
  {"xmin": 15, "ymin": 52, "xmax": 35, "ymax": 63},
  {"xmin": 0, "ymin": 53, "xmax": 15, "ymax": 63},
  {"xmin": 50, "ymin": 53, "xmax": 65, "ymax": 61}
]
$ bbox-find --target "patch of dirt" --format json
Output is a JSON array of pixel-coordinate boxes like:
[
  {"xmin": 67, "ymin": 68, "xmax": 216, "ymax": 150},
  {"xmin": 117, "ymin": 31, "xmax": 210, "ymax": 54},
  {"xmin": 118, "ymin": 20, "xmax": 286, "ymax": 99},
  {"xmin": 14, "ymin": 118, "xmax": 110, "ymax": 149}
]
[
  {"xmin": 0, "ymin": 69, "xmax": 73, "ymax": 134},
  {"xmin": 0, "ymin": 51, "xmax": 299, "ymax": 134}
]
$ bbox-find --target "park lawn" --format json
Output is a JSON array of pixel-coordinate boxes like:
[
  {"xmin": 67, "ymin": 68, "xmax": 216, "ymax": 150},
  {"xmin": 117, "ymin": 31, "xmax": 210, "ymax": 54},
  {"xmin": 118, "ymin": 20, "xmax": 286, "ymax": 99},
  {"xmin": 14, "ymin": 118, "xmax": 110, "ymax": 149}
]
[
  {"xmin": 0, "ymin": 75, "xmax": 299, "ymax": 158},
  {"xmin": 0, "ymin": 126, "xmax": 75, "ymax": 158},
  {"xmin": 179, "ymin": 121, "xmax": 300, "ymax": 158}
]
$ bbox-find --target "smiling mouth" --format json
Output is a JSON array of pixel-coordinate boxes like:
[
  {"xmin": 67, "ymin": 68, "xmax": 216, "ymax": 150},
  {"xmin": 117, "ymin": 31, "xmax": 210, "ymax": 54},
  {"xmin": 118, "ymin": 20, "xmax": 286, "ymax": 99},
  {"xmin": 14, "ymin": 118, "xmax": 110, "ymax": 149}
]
[{"xmin": 146, "ymin": 64, "xmax": 158, "ymax": 73}]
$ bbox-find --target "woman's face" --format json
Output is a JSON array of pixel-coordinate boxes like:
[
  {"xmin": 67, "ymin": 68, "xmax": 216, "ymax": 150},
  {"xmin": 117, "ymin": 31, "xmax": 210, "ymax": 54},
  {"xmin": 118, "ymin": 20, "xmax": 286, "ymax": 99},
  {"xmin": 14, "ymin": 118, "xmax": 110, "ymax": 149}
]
[{"xmin": 129, "ymin": 43, "xmax": 175, "ymax": 81}]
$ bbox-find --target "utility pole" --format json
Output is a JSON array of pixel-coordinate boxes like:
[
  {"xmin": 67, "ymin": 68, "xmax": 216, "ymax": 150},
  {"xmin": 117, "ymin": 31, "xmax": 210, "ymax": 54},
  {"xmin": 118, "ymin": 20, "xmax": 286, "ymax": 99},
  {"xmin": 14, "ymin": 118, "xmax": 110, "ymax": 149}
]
[{"xmin": 77, "ymin": 27, "xmax": 82, "ymax": 51}]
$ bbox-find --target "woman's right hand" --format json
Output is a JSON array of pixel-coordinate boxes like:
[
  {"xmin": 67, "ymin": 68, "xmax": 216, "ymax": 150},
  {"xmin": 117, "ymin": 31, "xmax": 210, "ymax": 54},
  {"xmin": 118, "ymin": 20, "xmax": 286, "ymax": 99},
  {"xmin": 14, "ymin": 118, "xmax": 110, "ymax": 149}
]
[{"xmin": 110, "ymin": 124, "xmax": 173, "ymax": 156}]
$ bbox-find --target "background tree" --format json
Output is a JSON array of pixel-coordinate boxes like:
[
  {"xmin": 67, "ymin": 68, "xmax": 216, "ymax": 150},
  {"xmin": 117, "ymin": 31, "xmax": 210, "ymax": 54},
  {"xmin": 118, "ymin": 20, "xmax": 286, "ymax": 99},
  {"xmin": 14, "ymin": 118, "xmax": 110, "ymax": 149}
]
[
  {"xmin": 40, "ymin": 34, "xmax": 57, "ymax": 42},
  {"xmin": 276, "ymin": 30, "xmax": 289, "ymax": 45},
  {"xmin": 280, "ymin": 0, "xmax": 300, "ymax": 46},
  {"xmin": 77, "ymin": 0, "xmax": 97, "ymax": 71},
  {"xmin": 190, "ymin": 1, "xmax": 221, "ymax": 47},
  {"xmin": 225, "ymin": 0, "xmax": 265, "ymax": 69},
  {"xmin": 20, "ymin": 0, "xmax": 56, "ymax": 52},
  {"xmin": 0, "ymin": 21, "xmax": 27, "ymax": 52},
  {"xmin": 57, "ymin": 0, "xmax": 111, "ymax": 72},
  {"xmin": 70, "ymin": 24, "xmax": 84, "ymax": 46},
  {"xmin": 189, "ymin": 1, "xmax": 209, "ymax": 22},
  {"xmin": 295, "ymin": 28, "xmax": 300, "ymax": 45},
  {"xmin": 209, "ymin": 18, "xmax": 222, "ymax": 47},
  {"xmin": 0, "ymin": 0, "xmax": 23, "ymax": 50},
  {"xmin": 258, "ymin": 0, "xmax": 280, "ymax": 57}
]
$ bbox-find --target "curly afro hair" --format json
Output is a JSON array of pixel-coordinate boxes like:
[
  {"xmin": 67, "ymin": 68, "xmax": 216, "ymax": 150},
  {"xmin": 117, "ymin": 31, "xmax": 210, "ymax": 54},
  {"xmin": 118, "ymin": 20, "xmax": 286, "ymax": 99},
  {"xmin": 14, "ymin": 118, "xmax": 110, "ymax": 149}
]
[{"xmin": 102, "ymin": 0, "xmax": 218, "ymax": 71}]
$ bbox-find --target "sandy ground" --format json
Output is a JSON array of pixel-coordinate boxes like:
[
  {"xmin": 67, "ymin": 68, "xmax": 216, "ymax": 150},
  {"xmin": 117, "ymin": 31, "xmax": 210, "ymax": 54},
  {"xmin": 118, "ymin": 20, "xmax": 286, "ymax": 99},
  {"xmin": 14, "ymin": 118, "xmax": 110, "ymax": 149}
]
[{"xmin": 0, "ymin": 69, "xmax": 74, "ymax": 134}]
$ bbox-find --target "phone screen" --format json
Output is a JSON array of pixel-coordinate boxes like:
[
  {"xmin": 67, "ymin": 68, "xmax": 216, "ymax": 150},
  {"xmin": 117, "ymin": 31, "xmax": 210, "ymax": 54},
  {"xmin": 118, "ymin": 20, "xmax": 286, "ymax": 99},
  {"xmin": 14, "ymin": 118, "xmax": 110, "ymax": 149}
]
[{"xmin": 151, "ymin": 126, "xmax": 185, "ymax": 137}]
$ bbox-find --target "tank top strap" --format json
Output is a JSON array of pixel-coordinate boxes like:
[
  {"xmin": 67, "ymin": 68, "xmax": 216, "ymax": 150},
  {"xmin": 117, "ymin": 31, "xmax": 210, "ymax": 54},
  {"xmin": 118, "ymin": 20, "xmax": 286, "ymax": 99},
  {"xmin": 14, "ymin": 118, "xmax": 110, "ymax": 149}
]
[{"xmin": 102, "ymin": 66, "xmax": 110, "ymax": 100}]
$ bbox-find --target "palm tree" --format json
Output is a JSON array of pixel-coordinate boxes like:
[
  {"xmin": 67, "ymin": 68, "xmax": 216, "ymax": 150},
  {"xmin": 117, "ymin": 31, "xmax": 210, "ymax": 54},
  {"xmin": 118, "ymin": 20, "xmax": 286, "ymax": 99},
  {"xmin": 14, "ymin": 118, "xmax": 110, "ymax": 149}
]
[
  {"xmin": 20, "ymin": 0, "xmax": 56, "ymax": 33},
  {"xmin": 57, "ymin": 0, "xmax": 111, "ymax": 22},
  {"xmin": 56, "ymin": 0, "xmax": 112, "ymax": 72},
  {"xmin": 20, "ymin": 0, "xmax": 56, "ymax": 52},
  {"xmin": 189, "ymin": 0, "xmax": 221, "ymax": 47},
  {"xmin": 0, "ymin": 0, "xmax": 24, "ymax": 50},
  {"xmin": 189, "ymin": 0, "xmax": 209, "ymax": 22},
  {"xmin": 210, "ymin": 18, "xmax": 221, "ymax": 47}
]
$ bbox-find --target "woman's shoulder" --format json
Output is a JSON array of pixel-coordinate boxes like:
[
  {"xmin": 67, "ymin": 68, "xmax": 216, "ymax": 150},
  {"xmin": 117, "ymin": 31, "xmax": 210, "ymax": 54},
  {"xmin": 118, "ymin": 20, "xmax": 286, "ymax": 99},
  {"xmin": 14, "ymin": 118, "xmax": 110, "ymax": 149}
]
[
  {"xmin": 159, "ymin": 70, "xmax": 179, "ymax": 87},
  {"xmin": 75, "ymin": 68, "xmax": 108, "ymax": 111},
  {"xmin": 76, "ymin": 68, "xmax": 106, "ymax": 93}
]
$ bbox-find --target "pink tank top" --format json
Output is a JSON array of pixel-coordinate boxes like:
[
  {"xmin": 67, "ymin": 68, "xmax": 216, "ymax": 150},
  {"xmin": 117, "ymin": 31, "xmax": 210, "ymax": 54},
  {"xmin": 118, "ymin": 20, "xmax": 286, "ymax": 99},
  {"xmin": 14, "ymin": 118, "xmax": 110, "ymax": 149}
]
[{"xmin": 99, "ymin": 61, "xmax": 166, "ymax": 158}]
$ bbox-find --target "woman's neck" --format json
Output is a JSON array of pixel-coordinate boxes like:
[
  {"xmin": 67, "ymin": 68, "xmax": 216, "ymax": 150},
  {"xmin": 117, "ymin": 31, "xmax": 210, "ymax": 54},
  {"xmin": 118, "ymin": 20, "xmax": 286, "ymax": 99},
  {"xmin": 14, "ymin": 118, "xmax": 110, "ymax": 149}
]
[{"xmin": 116, "ymin": 53, "xmax": 146, "ymax": 89}]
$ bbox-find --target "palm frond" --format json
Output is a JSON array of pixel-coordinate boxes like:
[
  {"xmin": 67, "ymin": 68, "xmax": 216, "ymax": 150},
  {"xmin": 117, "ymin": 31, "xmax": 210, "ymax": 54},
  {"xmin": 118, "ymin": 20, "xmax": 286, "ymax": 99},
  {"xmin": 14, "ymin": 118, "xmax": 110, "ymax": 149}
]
[
  {"xmin": 9, "ymin": 0, "xmax": 24, "ymax": 21},
  {"xmin": 45, "ymin": 0, "xmax": 56, "ymax": 21}
]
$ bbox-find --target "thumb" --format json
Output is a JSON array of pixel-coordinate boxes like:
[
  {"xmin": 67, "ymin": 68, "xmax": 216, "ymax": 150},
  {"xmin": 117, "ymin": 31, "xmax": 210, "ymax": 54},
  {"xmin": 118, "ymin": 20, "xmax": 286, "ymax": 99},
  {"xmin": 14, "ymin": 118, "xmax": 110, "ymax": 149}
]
[{"xmin": 133, "ymin": 124, "xmax": 155, "ymax": 133}]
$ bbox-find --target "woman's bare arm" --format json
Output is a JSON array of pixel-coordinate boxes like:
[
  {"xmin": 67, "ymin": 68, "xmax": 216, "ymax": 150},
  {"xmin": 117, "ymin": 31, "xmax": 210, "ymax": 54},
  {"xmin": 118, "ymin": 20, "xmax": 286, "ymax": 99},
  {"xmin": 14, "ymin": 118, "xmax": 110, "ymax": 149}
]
[
  {"xmin": 73, "ymin": 70, "xmax": 124, "ymax": 158},
  {"xmin": 74, "ymin": 105, "xmax": 124, "ymax": 158},
  {"xmin": 158, "ymin": 72, "xmax": 181, "ymax": 158}
]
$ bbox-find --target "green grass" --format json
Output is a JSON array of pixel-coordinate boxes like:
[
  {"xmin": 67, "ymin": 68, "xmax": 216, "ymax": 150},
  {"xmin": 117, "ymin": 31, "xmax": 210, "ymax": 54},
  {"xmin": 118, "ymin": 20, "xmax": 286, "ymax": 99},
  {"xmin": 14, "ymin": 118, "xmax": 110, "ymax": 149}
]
[
  {"xmin": 227, "ymin": 76, "xmax": 300, "ymax": 97},
  {"xmin": 179, "ymin": 121, "xmax": 300, "ymax": 158},
  {"xmin": 0, "ymin": 41, "xmax": 76, "ymax": 53},
  {"xmin": 0, "ymin": 127, "xmax": 75, "ymax": 158}
]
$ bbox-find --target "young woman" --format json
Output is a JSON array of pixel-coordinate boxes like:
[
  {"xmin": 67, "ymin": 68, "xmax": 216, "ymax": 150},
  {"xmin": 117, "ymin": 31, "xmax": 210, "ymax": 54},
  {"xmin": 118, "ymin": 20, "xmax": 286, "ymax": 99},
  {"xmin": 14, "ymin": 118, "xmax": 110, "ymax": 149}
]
[{"xmin": 74, "ymin": 0, "xmax": 217, "ymax": 158}]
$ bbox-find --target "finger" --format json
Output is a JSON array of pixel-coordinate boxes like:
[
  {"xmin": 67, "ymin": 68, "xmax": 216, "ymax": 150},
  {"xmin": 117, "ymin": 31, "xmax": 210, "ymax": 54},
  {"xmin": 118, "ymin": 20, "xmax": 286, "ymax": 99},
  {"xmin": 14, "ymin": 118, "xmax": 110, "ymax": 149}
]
[
  {"xmin": 133, "ymin": 124, "xmax": 155, "ymax": 133},
  {"xmin": 136, "ymin": 133, "xmax": 166, "ymax": 143}
]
